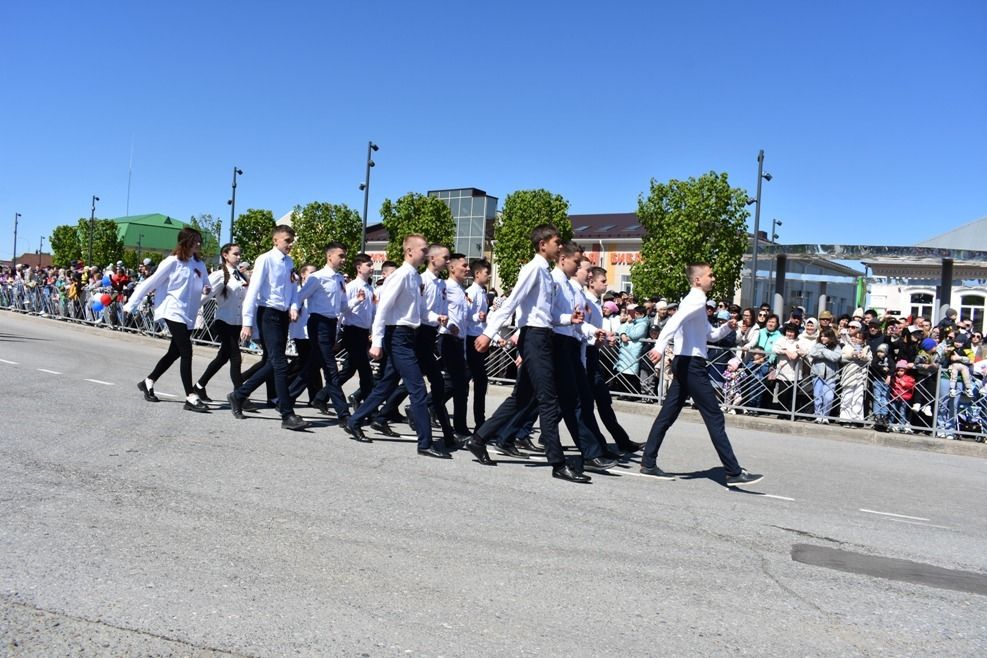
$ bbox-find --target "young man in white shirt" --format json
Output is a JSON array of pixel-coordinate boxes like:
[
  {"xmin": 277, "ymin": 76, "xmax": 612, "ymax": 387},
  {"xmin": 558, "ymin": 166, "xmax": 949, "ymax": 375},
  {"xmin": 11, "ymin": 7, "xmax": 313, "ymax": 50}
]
[
  {"xmin": 439, "ymin": 252, "xmax": 471, "ymax": 437},
  {"xmin": 337, "ymin": 253, "xmax": 376, "ymax": 409},
  {"xmin": 467, "ymin": 225, "xmax": 590, "ymax": 483},
  {"xmin": 228, "ymin": 225, "xmax": 310, "ymax": 431},
  {"xmin": 415, "ymin": 244, "xmax": 457, "ymax": 447},
  {"xmin": 344, "ymin": 235, "xmax": 450, "ymax": 459},
  {"xmin": 464, "ymin": 259, "xmax": 491, "ymax": 431},
  {"xmin": 641, "ymin": 263, "xmax": 763, "ymax": 486}
]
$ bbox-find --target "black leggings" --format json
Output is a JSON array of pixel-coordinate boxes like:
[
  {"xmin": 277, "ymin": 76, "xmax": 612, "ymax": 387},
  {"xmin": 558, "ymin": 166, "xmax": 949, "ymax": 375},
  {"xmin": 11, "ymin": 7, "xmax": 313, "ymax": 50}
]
[
  {"xmin": 197, "ymin": 320, "xmax": 243, "ymax": 389},
  {"xmin": 149, "ymin": 319, "xmax": 194, "ymax": 395}
]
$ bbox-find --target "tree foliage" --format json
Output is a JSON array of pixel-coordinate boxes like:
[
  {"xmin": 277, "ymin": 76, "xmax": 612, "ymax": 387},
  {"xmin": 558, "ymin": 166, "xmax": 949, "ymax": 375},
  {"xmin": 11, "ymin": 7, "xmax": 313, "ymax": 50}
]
[
  {"xmin": 630, "ymin": 171, "xmax": 750, "ymax": 302},
  {"xmin": 493, "ymin": 189, "xmax": 572, "ymax": 290},
  {"xmin": 49, "ymin": 224, "xmax": 81, "ymax": 266},
  {"xmin": 75, "ymin": 217, "xmax": 124, "ymax": 268},
  {"xmin": 189, "ymin": 213, "xmax": 222, "ymax": 264},
  {"xmin": 232, "ymin": 209, "xmax": 276, "ymax": 264},
  {"xmin": 290, "ymin": 202, "xmax": 363, "ymax": 275},
  {"xmin": 379, "ymin": 193, "xmax": 456, "ymax": 263}
]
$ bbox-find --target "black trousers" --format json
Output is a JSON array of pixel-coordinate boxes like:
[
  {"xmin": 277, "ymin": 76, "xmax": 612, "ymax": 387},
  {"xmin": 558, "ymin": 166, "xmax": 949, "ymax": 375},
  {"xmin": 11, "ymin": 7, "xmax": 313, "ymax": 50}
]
[
  {"xmin": 439, "ymin": 334, "xmax": 469, "ymax": 434},
  {"xmin": 198, "ymin": 319, "xmax": 243, "ymax": 390},
  {"xmin": 553, "ymin": 334, "xmax": 605, "ymax": 459},
  {"xmin": 338, "ymin": 325, "xmax": 374, "ymax": 401},
  {"xmin": 416, "ymin": 325, "xmax": 453, "ymax": 437},
  {"xmin": 466, "ymin": 336, "xmax": 488, "ymax": 430},
  {"xmin": 149, "ymin": 319, "xmax": 194, "ymax": 395},
  {"xmin": 642, "ymin": 355, "xmax": 741, "ymax": 475},
  {"xmin": 586, "ymin": 345, "xmax": 632, "ymax": 449},
  {"xmin": 235, "ymin": 306, "xmax": 293, "ymax": 417},
  {"xmin": 476, "ymin": 327, "xmax": 565, "ymax": 466}
]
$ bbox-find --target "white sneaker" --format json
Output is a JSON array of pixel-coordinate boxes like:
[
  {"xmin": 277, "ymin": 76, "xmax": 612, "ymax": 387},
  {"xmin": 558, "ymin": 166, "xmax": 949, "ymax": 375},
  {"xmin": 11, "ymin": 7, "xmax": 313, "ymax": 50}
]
[
  {"xmin": 911, "ymin": 403, "xmax": 922, "ymax": 412},
  {"xmin": 949, "ymin": 387, "xmax": 959, "ymax": 398},
  {"xmin": 921, "ymin": 405, "xmax": 933, "ymax": 417},
  {"xmin": 903, "ymin": 427, "xmax": 915, "ymax": 434}
]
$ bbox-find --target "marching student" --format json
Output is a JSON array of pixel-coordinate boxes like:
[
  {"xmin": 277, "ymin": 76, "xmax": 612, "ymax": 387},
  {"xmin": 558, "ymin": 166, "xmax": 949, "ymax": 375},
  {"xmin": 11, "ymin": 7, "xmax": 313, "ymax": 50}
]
[
  {"xmin": 125, "ymin": 227, "xmax": 211, "ymax": 413},
  {"xmin": 226, "ymin": 224, "xmax": 310, "ymax": 431},
  {"xmin": 464, "ymin": 258, "xmax": 491, "ymax": 431},
  {"xmin": 641, "ymin": 263, "xmax": 763, "ymax": 486},
  {"xmin": 286, "ymin": 264, "xmax": 322, "ymax": 406},
  {"xmin": 417, "ymin": 244, "xmax": 457, "ymax": 447},
  {"xmin": 344, "ymin": 234, "xmax": 450, "ymax": 458},
  {"xmin": 467, "ymin": 224, "xmax": 590, "ymax": 483},
  {"xmin": 289, "ymin": 242, "xmax": 351, "ymax": 423},
  {"xmin": 337, "ymin": 253, "xmax": 376, "ymax": 409},
  {"xmin": 582, "ymin": 264, "xmax": 643, "ymax": 453},
  {"xmin": 194, "ymin": 242, "xmax": 247, "ymax": 402},
  {"xmin": 439, "ymin": 252, "xmax": 471, "ymax": 437}
]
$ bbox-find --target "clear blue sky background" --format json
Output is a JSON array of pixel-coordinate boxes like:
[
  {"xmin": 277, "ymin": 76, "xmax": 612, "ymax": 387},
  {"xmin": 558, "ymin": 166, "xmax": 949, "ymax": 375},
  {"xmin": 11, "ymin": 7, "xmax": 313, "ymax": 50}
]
[{"xmin": 2, "ymin": 0, "xmax": 984, "ymax": 260}]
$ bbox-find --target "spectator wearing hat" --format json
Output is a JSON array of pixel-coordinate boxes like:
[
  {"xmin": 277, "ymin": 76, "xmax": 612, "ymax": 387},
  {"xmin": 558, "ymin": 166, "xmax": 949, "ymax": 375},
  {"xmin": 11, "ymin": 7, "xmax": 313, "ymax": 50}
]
[
  {"xmin": 652, "ymin": 300, "xmax": 669, "ymax": 332},
  {"xmin": 615, "ymin": 304, "xmax": 650, "ymax": 394},
  {"xmin": 889, "ymin": 360, "xmax": 916, "ymax": 433},
  {"xmin": 839, "ymin": 329, "xmax": 872, "ymax": 425},
  {"xmin": 771, "ymin": 322, "xmax": 804, "ymax": 417}
]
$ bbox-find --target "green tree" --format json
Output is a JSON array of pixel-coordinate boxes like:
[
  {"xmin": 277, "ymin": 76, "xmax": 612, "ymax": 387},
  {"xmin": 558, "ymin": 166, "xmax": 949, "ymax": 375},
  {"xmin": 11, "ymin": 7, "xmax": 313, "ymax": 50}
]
[
  {"xmin": 630, "ymin": 171, "xmax": 750, "ymax": 302},
  {"xmin": 379, "ymin": 193, "xmax": 456, "ymax": 263},
  {"xmin": 49, "ymin": 224, "xmax": 81, "ymax": 266},
  {"xmin": 232, "ymin": 209, "xmax": 276, "ymax": 264},
  {"xmin": 75, "ymin": 218, "xmax": 124, "ymax": 267},
  {"xmin": 492, "ymin": 189, "xmax": 572, "ymax": 290},
  {"xmin": 189, "ymin": 213, "xmax": 222, "ymax": 264},
  {"xmin": 290, "ymin": 201, "xmax": 363, "ymax": 274},
  {"xmin": 121, "ymin": 249, "xmax": 143, "ymax": 270}
]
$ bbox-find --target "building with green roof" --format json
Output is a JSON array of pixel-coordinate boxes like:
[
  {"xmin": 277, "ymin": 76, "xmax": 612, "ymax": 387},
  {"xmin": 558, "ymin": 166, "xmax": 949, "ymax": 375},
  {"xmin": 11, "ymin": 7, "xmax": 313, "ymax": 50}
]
[{"xmin": 112, "ymin": 213, "xmax": 187, "ymax": 255}]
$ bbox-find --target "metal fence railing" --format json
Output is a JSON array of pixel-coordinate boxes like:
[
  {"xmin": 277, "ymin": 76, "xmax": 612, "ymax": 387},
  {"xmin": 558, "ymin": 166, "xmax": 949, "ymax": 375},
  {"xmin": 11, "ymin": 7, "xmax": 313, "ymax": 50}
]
[{"xmin": 4, "ymin": 282, "xmax": 985, "ymax": 443}]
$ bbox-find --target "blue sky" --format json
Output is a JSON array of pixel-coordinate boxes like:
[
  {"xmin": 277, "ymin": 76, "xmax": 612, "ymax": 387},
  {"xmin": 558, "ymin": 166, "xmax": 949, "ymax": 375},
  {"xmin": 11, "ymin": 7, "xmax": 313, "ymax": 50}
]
[{"xmin": 2, "ymin": 1, "xmax": 985, "ymax": 259}]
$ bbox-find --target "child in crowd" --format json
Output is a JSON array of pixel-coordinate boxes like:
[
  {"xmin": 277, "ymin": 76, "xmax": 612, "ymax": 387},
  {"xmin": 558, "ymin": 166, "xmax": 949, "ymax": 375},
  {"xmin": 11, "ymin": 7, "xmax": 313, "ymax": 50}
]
[
  {"xmin": 839, "ymin": 329, "xmax": 872, "ymax": 424},
  {"xmin": 942, "ymin": 333, "xmax": 976, "ymax": 397},
  {"xmin": 720, "ymin": 357, "xmax": 745, "ymax": 413},
  {"xmin": 870, "ymin": 343, "xmax": 892, "ymax": 429},
  {"xmin": 889, "ymin": 360, "xmax": 916, "ymax": 433}
]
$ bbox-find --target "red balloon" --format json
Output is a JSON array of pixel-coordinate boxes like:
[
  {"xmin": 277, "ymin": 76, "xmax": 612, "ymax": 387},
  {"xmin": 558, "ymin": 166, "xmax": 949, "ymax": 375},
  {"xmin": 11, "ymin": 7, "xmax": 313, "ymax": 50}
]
[{"xmin": 100, "ymin": 293, "xmax": 112, "ymax": 306}]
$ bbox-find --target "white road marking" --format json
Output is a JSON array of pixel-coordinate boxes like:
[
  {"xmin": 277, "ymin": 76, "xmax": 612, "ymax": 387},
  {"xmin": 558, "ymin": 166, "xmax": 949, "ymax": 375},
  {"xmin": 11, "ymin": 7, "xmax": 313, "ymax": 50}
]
[
  {"xmin": 156, "ymin": 392, "xmax": 177, "ymax": 398},
  {"xmin": 0, "ymin": 358, "xmax": 17, "ymax": 365},
  {"xmin": 885, "ymin": 517, "xmax": 952, "ymax": 530},
  {"xmin": 84, "ymin": 379, "xmax": 115, "ymax": 386},
  {"xmin": 759, "ymin": 494, "xmax": 796, "ymax": 501},
  {"xmin": 37, "ymin": 368, "xmax": 62, "ymax": 375},
  {"xmin": 859, "ymin": 508, "xmax": 930, "ymax": 522}
]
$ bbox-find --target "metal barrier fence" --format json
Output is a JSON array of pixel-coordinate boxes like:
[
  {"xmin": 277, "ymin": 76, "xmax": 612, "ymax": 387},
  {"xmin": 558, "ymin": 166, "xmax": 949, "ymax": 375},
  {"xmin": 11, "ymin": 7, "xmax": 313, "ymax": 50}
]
[{"xmin": 3, "ymin": 281, "xmax": 985, "ymax": 443}]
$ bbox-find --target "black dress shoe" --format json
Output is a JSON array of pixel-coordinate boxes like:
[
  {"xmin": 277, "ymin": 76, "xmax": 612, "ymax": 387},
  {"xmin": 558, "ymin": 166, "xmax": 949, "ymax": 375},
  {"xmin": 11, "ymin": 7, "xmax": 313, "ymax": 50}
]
[
  {"xmin": 466, "ymin": 437, "xmax": 496, "ymax": 466},
  {"xmin": 183, "ymin": 399, "xmax": 210, "ymax": 413},
  {"xmin": 281, "ymin": 414, "xmax": 311, "ymax": 431},
  {"xmin": 347, "ymin": 392, "xmax": 360, "ymax": 413},
  {"xmin": 453, "ymin": 432, "xmax": 472, "ymax": 448},
  {"xmin": 418, "ymin": 446, "xmax": 453, "ymax": 459},
  {"xmin": 603, "ymin": 449, "xmax": 624, "ymax": 461},
  {"xmin": 404, "ymin": 405, "xmax": 416, "ymax": 431},
  {"xmin": 619, "ymin": 440, "xmax": 645, "ymax": 454},
  {"xmin": 584, "ymin": 456, "xmax": 618, "ymax": 471},
  {"xmin": 192, "ymin": 384, "xmax": 213, "ymax": 403},
  {"xmin": 639, "ymin": 465, "xmax": 675, "ymax": 480},
  {"xmin": 552, "ymin": 464, "xmax": 591, "ymax": 483},
  {"xmin": 370, "ymin": 420, "xmax": 401, "ymax": 437},
  {"xmin": 242, "ymin": 398, "xmax": 259, "ymax": 413},
  {"xmin": 227, "ymin": 392, "xmax": 245, "ymax": 419},
  {"xmin": 138, "ymin": 381, "xmax": 159, "ymax": 402},
  {"xmin": 311, "ymin": 399, "xmax": 330, "ymax": 415},
  {"xmin": 344, "ymin": 423, "xmax": 373, "ymax": 443},
  {"xmin": 515, "ymin": 436, "xmax": 544, "ymax": 452},
  {"xmin": 384, "ymin": 411, "xmax": 406, "ymax": 424},
  {"xmin": 494, "ymin": 442, "xmax": 526, "ymax": 458}
]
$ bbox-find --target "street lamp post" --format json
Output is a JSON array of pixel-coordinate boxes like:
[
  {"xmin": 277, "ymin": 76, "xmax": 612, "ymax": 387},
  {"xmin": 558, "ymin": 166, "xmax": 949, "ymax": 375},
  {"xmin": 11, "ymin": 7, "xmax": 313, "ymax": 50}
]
[
  {"xmin": 136, "ymin": 233, "xmax": 144, "ymax": 263},
  {"xmin": 227, "ymin": 167, "xmax": 243, "ymax": 244},
  {"xmin": 12, "ymin": 213, "xmax": 20, "ymax": 270},
  {"xmin": 767, "ymin": 219, "xmax": 782, "ymax": 288},
  {"xmin": 746, "ymin": 150, "xmax": 772, "ymax": 305},
  {"xmin": 359, "ymin": 141, "xmax": 379, "ymax": 254},
  {"xmin": 88, "ymin": 195, "xmax": 100, "ymax": 266},
  {"xmin": 38, "ymin": 236, "xmax": 45, "ymax": 256}
]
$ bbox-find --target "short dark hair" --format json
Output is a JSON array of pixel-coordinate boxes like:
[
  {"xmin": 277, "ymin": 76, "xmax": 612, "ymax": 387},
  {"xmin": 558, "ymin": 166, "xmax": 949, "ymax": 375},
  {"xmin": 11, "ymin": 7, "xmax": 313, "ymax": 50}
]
[
  {"xmin": 449, "ymin": 252, "xmax": 467, "ymax": 263},
  {"xmin": 324, "ymin": 241, "xmax": 346, "ymax": 253},
  {"xmin": 589, "ymin": 266, "xmax": 607, "ymax": 282},
  {"xmin": 352, "ymin": 253, "xmax": 372, "ymax": 267},
  {"xmin": 470, "ymin": 259, "xmax": 491, "ymax": 276},
  {"xmin": 782, "ymin": 322, "xmax": 799, "ymax": 335},
  {"xmin": 559, "ymin": 241, "xmax": 581, "ymax": 259},
  {"xmin": 530, "ymin": 224, "xmax": 560, "ymax": 251},
  {"xmin": 273, "ymin": 224, "xmax": 295, "ymax": 238},
  {"xmin": 685, "ymin": 262, "xmax": 710, "ymax": 282},
  {"xmin": 381, "ymin": 260, "xmax": 398, "ymax": 270}
]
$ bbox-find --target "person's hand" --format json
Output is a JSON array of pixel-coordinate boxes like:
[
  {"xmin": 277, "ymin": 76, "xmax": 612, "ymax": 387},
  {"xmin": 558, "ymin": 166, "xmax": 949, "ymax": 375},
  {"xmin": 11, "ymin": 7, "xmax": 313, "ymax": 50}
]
[
  {"xmin": 450, "ymin": 324, "xmax": 460, "ymax": 337},
  {"xmin": 289, "ymin": 308, "xmax": 299, "ymax": 323},
  {"xmin": 202, "ymin": 285, "xmax": 212, "ymax": 296},
  {"xmin": 647, "ymin": 347, "xmax": 663, "ymax": 364},
  {"xmin": 357, "ymin": 288, "xmax": 366, "ymax": 301},
  {"xmin": 510, "ymin": 333, "xmax": 519, "ymax": 346},
  {"xmin": 240, "ymin": 326, "xmax": 252, "ymax": 342},
  {"xmin": 437, "ymin": 314, "xmax": 448, "ymax": 326},
  {"xmin": 595, "ymin": 329, "xmax": 607, "ymax": 342},
  {"xmin": 727, "ymin": 318, "xmax": 738, "ymax": 330},
  {"xmin": 621, "ymin": 333, "xmax": 629, "ymax": 343},
  {"xmin": 478, "ymin": 311, "xmax": 487, "ymax": 322},
  {"xmin": 474, "ymin": 334, "xmax": 491, "ymax": 353},
  {"xmin": 515, "ymin": 355, "xmax": 523, "ymax": 367},
  {"xmin": 369, "ymin": 346, "xmax": 383, "ymax": 360}
]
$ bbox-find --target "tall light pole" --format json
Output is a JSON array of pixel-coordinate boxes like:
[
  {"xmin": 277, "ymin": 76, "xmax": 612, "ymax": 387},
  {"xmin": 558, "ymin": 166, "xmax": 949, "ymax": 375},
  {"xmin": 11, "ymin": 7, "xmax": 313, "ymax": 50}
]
[
  {"xmin": 359, "ymin": 141, "xmax": 379, "ymax": 254},
  {"xmin": 767, "ymin": 219, "xmax": 782, "ymax": 287},
  {"xmin": 227, "ymin": 167, "xmax": 243, "ymax": 244},
  {"xmin": 37, "ymin": 236, "xmax": 45, "ymax": 256},
  {"xmin": 746, "ymin": 150, "xmax": 771, "ymax": 305},
  {"xmin": 136, "ymin": 232, "xmax": 144, "ymax": 263},
  {"xmin": 12, "ymin": 213, "xmax": 20, "ymax": 270},
  {"xmin": 88, "ymin": 195, "xmax": 100, "ymax": 266}
]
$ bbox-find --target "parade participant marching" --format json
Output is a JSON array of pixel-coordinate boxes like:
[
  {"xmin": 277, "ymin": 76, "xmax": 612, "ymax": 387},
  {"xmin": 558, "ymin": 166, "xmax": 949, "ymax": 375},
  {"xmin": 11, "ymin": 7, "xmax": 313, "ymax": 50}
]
[
  {"xmin": 416, "ymin": 244, "xmax": 457, "ymax": 448},
  {"xmin": 344, "ymin": 235, "xmax": 450, "ymax": 458},
  {"xmin": 640, "ymin": 263, "xmax": 763, "ymax": 486},
  {"xmin": 439, "ymin": 252, "xmax": 471, "ymax": 438},
  {"xmin": 464, "ymin": 259, "xmax": 491, "ymax": 431},
  {"xmin": 226, "ymin": 224, "xmax": 310, "ymax": 431},
  {"xmin": 194, "ymin": 242, "xmax": 247, "ymax": 402},
  {"xmin": 337, "ymin": 253, "xmax": 376, "ymax": 410},
  {"xmin": 125, "ymin": 227, "xmax": 211, "ymax": 413},
  {"xmin": 467, "ymin": 224, "xmax": 590, "ymax": 483}
]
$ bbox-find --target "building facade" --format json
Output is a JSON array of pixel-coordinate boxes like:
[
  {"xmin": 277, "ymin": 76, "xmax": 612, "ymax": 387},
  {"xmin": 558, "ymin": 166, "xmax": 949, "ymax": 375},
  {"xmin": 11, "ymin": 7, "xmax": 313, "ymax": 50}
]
[{"xmin": 428, "ymin": 188, "xmax": 497, "ymax": 260}]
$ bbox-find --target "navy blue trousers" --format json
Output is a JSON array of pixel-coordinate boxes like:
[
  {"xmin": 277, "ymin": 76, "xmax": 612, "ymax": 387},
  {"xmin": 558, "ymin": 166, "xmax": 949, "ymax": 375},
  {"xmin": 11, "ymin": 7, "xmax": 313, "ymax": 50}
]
[{"xmin": 236, "ymin": 306, "xmax": 292, "ymax": 417}]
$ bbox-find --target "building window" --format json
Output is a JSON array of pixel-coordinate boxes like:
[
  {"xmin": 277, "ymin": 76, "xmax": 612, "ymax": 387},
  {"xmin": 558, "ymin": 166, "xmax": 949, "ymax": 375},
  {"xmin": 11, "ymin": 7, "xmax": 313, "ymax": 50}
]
[
  {"xmin": 910, "ymin": 292, "xmax": 934, "ymax": 321},
  {"xmin": 960, "ymin": 294, "xmax": 985, "ymax": 333},
  {"xmin": 620, "ymin": 274, "xmax": 633, "ymax": 293}
]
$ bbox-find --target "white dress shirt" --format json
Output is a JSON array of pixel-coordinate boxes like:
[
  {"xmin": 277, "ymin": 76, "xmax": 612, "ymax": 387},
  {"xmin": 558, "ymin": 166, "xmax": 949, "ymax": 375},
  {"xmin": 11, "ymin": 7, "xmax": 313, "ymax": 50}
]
[
  {"xmin": 371, "ymin": 261, "xmax": 423, "ymax": 349},
  {"xmin": 483, "ymin": 254, "xmax": 554, "ymax": 339},
  {"xmin": 653, "ymin": 287, "xmax": 732, "ymax": 358},
  {"xmin": 420, "ymin": 269, "xmax": 447, "ymax": 327},
  {"xmin": 341, "ymin": 276, "xmax": 374, "ymax": 329},
  {"xmin": 124, "ymin": 255, "xmax": 208, "ymax": 329},
  {"xmin": 241, "ymin": 247, "xmax": 296, "ymax": 328},
  {"xmin": 464, "ymin": 282, "xmax": 488, "ymax": 337},
  {"xmin": 440, "ymin": 278, "xmax": 467, "ymax": 337},
  {"xmin": 550, "ymin": 267, "xmax": 579, "ymax": 339},
  {"xmin": 289, "ymin": 288, "xmax": 310, "ymax": 340},
  {"xmin": 293, "ymin": 265, "xmax": 345, "ymax": 318},
  {"xmin": 204, "ymin": 266, "xmax": 248, "ymax": 326}
]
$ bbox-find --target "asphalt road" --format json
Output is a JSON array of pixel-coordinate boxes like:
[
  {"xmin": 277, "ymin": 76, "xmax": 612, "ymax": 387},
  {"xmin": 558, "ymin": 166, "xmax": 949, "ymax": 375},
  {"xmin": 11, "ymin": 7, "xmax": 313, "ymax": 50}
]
[{"xmin": 1, "ymin": 312, "xmax": 985, "ymax": 657}]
